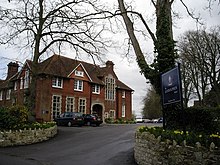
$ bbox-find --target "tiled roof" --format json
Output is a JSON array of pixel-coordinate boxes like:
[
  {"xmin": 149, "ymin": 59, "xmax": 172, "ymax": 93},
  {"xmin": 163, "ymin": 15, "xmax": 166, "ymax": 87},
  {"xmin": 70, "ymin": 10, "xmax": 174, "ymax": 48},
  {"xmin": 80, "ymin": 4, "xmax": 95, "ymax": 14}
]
[
  {"xmin": 0, "ymin": 76, "xmax": 15, "ymax": 89},
  {"xmin": 1, "ymin": 54, "xmax": 133, "ymax": 91},
  {"xmin": 116, "ymin": 80, "xmax": 133, "ymax": 91},
  {"xmin": 37, "ymin": 54, "xmax": 133, "ymax": 91}
]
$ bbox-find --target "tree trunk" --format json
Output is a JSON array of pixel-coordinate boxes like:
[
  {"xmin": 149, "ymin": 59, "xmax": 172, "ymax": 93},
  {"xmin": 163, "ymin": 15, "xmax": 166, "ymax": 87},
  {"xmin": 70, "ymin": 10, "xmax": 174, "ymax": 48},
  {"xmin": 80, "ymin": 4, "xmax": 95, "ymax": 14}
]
[
  {"xmin": 117, "ymin": 0, "xmax": 151, "ymax": 79},
  {"xmin": 155, "ymin": 0, "xmax": 175, "ymax": 73},
  {"xmin": 118, "ymin": 0, "xmax": 176, "ymax": 94},
  {"xmin": 27, "ymin": 0, "xmax": 44, "ymax": 121}
]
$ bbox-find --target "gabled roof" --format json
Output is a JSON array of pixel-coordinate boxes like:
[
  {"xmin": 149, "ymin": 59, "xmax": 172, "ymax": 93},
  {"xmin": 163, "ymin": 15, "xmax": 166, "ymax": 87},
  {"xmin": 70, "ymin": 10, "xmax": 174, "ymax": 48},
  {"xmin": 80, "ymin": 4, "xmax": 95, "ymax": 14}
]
[
  {"xmin": 37, "ymin": 54, "xmax": 133, "ymax": 91},
  {"xmin": 10, "ymin": 54, "xmax": 133, "ymax": 91},
  {"xmin": 116, "ymin": 80, "xmax": 133, "ymax": 91}
]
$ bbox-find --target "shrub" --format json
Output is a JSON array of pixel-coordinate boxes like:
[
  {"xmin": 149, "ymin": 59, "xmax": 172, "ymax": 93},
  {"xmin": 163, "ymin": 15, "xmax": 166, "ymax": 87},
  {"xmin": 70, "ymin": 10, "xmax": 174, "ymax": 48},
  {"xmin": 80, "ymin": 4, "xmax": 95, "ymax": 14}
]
[
  {"xmin": 104, "ymin": 118, "xmax": 114, "ymax": 124},
  {"xmin": 139, "ymin": 126, "xmax": 220, "ymax": 148},
  {"xmin": 22, "ymin": 121, "xmax": 56, "ymax": 129},
  {"xmin": 185, "ymin": 107, "xmax": 220, "ymax": 134},
  {"xmin": 0, "ymin": 105, "xmax": 29, "ymax": 130},
  {"xmin": 164, "ymin": 106, "xmax": 220, "ymax": 134},
  {"xmin": 104, "ymin": 118, "xmax": 136, "ymax": 124}
]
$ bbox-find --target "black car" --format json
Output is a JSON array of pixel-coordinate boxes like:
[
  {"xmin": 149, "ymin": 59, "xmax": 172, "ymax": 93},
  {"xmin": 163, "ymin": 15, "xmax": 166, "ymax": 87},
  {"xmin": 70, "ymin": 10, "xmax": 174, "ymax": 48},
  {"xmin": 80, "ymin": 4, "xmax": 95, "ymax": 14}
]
[
  {"xmin": 54, "ymin": 112, "xmax": 84, "ymax": 127},
  {"xmin": 83, "ymin": 114, "xmax": 103, "ymax": 126}
]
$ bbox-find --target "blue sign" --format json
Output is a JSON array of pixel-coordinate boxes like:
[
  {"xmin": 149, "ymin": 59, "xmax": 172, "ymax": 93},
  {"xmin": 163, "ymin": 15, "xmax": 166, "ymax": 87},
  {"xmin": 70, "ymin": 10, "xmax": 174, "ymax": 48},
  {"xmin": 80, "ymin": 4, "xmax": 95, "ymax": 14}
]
[{"xmin": 161, "ymin": 66, "xmax": 182, "ymax": 105}]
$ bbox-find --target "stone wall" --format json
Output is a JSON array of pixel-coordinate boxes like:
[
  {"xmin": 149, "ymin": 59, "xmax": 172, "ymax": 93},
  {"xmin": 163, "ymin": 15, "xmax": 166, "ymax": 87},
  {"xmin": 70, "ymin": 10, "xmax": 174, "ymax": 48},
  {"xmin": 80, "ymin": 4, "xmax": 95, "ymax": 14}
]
[
  {"xmin": 134, "ymin": 131, "xmax": 220, "ymax": 165},
  {"xmin": 0, "ymin": 125, "xmax": 57, "ymax": 147}
]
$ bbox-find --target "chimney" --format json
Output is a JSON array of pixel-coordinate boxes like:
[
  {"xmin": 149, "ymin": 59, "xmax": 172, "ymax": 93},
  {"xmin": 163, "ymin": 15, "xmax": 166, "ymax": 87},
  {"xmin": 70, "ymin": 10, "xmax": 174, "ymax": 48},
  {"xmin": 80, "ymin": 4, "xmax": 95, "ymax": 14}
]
[
  {"xmin": 6, "ymin": 62, "xmax": 19, "ymax": 79},
  {"xmin": 106, "ymin": 61, "xmax": 114, "ymax": 70}
]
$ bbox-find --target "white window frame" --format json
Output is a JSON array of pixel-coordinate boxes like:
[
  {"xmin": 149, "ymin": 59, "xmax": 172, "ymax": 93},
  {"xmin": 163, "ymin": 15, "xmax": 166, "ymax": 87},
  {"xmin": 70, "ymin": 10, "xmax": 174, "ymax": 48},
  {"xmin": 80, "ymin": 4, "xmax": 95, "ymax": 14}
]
[
  {"xmin": 122, "ymin": 104, "xmax": 126, "ymax": 118},
  {"xmin": 66, "ymin": 97, "xmax": 75, "ymax": 112},
  {"xmin": 122, "ymin": 91, "xmax": 126, "ymax": 98},
  {"xmin": 75, "ymin": 70, "xmax": 84, "ymax": 77},
  {"xmin": 105, "ymin": 76, "xmax": 115, "ymax": 100},
  {"xmin": 20, "ymin": 77, "xmax": 23, "ymax": 89},
  {"xmin": 24, "ymin": 70, "xmax": 29, "ymax": 89},
  {"xmin": 52, "ymin": 95, "xmax": 62, "ymax": 120},
  {"xmin": 52, "ymin": 77, "xmax": 63, "ymax": 88},
  {"xmin": 109, "ymin": 110, "xmax": 115, "ymax": 119},
  {"xmin": 74, "ymin": 80, "xmax": 83, "ymax": 91},
  {"xmin": 14, "ymin": 81, "xmax": 17, "ymax": 91},
  {"xmin": 92, "ymin": 84, "xmax": 100, "ymax": 94},
  {"xmin": 6, "ymin": 89, "xmax": 11, "ymax": 100},
  {"xmin": 0, "ymin": 91, "xmax": 3, "ymax": 101},
  {"xmin": 78, "ymin": 98, "xmax": 86, "ymax": 114}
]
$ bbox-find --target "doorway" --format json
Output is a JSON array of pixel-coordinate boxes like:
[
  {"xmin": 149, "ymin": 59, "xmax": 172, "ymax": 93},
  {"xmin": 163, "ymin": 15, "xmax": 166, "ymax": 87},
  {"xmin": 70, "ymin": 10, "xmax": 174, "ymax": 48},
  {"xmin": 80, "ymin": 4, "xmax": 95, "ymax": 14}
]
[{"xmin": 92, "ymin": 104, "xmax": 103, "ymax": 118}]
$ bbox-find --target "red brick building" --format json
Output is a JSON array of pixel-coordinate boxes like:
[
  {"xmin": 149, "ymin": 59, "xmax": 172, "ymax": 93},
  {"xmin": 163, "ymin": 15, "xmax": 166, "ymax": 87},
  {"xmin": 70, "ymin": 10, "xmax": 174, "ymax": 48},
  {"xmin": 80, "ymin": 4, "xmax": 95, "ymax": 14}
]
[{"xmin": 0, "ymin": 54, "xmax": 133, "ymax": 122}]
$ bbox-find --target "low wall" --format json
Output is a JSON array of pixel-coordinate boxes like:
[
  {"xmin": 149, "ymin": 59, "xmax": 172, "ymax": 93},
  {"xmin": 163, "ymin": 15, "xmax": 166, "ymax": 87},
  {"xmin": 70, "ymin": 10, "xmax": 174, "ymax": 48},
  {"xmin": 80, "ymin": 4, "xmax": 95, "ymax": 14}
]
[
  {"xmin": 134, "ymin": 131, "xmax": 220, "ymax": 165},
  {"xmin": 0, "ymin": 125, "xmax": 57, "ymax": 147}
]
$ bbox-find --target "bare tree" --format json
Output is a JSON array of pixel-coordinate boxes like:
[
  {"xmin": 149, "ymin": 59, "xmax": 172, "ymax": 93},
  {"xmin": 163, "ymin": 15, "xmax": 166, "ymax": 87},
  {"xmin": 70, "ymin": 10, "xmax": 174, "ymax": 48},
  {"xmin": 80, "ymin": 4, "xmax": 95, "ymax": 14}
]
[
  {"xmin": 117, "ymin": 0, "xmax": 219, "ymax": 94},
  {"xmin": 0, "ymin": 0, "xmax": 110, "ymax": 113},
  {"xmin": 178, "ymin": 26, "xmax": 220, "ymax": 106}
]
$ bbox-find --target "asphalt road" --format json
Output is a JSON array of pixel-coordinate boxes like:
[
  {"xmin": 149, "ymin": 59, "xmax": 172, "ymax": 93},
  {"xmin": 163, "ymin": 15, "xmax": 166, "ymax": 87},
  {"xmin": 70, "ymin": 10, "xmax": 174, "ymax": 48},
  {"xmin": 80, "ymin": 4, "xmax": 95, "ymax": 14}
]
[{"xmin": 0, "ymin": 124, "xmax": 152, "ymax": 165}]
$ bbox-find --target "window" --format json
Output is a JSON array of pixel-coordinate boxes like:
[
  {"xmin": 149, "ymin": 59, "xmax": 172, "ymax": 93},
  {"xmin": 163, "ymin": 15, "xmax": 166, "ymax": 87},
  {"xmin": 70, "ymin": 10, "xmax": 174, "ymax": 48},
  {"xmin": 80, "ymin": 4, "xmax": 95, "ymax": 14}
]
[
  {"xmin": 0, "ymin": 91, "xmax": 3, "ymax": 100},
  {"xmin": 74, "ymin": 80, "xmax": 83, "ymax": 91},
  {"xmin": 24, "ymin": 70, "xmax": 29, "ymax": 89},
  {"xmin": 6, "ymin": 89, "xmax": 11, "ymax": 100},
  {"xmin": 109, "ymin": 110, "xmax": 115, "ymax": 119},
  {"xmin": 52, "ymin": 77, "xmax": 63, "ymax": 88},
  {"xmin": 122, "ymin": 104, "xmax": 126, "ymax": 117},
  {"xmin": 104, "ymin": 112, "xmax": 109, "ymax": 119},
  {"xmin": 105, "ymin": 76, "xmax": 115, "ymax": 100},
  {"xmin": 75, "ymin": 70, "xmax": 84, "ymax": 77},
  {"xmin": 14, "ymin": 82, "xmax": 17, "ymax": 91},
  {"xmin": 78, "ymin": 98, "xmax": 86, "ymax": 114},
  {"xmin": 92, "ymin": 84, "xmax": 100, "ymax": 94},
  {"xmin": 122, "ymin": 91, "xmax": 125, "ymax": 98},
  {"xmin": 52, "ymin": 95, "xmax": 62, "ymax": 119},
  {"xmin": 66, "ymin": 97, "xmax": 75, "ymax": 112},
  {"xmin": 20, "ymin": 77, "xmax": 23, "ymax": 89}
]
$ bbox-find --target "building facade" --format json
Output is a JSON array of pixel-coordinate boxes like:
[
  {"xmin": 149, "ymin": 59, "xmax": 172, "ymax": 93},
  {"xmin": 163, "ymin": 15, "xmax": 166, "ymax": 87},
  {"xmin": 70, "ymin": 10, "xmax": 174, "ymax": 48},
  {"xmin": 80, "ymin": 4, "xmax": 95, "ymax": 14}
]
[{"xmin": 0, "ymin": 54, "xmax": 133, "ymax": 122}]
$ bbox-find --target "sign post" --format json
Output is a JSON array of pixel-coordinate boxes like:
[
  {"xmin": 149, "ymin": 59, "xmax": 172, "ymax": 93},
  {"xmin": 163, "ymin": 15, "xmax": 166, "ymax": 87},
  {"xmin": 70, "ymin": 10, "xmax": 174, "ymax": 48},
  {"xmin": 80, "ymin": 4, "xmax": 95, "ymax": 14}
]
[{"xmin": 161, "ymin": 64, "xmax": 185, "ymax": 131}]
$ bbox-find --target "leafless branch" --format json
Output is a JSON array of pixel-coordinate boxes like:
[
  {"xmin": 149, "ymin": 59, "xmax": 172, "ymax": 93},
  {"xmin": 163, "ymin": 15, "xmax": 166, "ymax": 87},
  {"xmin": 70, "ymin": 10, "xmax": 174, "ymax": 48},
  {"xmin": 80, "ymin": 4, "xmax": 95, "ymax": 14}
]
[{"xmin": 180, "ymin": 0, "xmax": 202, "ymax": 23}]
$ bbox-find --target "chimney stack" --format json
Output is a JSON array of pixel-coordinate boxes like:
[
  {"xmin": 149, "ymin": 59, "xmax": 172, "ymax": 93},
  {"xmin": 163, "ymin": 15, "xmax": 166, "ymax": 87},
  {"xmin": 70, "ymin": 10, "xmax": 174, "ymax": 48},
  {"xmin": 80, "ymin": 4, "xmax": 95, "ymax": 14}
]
[
  {"xmin": 106, "ymin": 61, "xmax": 114, "ymax": 70},
  {"xmin": 6, "ymin": 62, "xmax": 19, "ymax": 79}
]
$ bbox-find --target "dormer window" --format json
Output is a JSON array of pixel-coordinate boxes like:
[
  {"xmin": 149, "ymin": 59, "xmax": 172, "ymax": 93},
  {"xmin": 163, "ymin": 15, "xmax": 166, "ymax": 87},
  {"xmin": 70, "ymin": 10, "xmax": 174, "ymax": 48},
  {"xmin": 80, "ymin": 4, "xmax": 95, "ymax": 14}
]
[
  {"xmin": 75, "ymin": 70, "xmax": 84, "ymax": 77},
  {"xmin": 52, "ymin": 77, "xmax": 63, "ymax": 88}
]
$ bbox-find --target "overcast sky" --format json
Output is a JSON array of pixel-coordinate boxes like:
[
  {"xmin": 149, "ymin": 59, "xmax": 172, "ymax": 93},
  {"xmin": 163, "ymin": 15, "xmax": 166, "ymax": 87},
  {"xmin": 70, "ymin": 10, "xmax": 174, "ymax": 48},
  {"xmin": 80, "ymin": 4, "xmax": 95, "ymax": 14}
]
[{"xmin": 0, "ymin": 0, "xmax": 219, "ymax": 116}]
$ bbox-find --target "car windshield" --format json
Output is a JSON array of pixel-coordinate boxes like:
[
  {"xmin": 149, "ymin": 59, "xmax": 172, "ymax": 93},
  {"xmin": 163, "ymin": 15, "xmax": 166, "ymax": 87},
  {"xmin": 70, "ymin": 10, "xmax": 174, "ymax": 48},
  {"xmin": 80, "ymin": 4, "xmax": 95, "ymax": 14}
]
[{"xmin": 73, "ymin": 113, "xmax": 82, "ymax": 117}]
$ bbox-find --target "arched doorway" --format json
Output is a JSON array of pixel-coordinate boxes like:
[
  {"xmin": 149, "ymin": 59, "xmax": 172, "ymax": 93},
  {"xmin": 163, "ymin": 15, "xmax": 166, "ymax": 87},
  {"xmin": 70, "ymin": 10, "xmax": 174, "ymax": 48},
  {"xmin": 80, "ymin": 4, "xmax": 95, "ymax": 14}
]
[{"xmin": 92, "ymin": 104, "xmax": 103, "ymax": 118}]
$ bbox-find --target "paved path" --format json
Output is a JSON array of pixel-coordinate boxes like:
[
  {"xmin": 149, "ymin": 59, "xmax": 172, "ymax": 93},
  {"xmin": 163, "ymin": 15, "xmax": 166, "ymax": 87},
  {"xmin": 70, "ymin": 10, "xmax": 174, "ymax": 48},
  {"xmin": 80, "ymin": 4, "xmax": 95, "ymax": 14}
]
[{"xmin": 0, "ymin": 124, "xmax": 148, "ymax": 165}]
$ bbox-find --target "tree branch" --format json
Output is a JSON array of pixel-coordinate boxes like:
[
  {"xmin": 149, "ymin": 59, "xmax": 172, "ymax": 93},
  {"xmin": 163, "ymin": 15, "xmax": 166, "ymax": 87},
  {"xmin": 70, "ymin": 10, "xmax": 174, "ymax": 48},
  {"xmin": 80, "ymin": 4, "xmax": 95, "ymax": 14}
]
[{"xmin": 118, "ymin": 0, "xmax": 151, "ymax": 78}]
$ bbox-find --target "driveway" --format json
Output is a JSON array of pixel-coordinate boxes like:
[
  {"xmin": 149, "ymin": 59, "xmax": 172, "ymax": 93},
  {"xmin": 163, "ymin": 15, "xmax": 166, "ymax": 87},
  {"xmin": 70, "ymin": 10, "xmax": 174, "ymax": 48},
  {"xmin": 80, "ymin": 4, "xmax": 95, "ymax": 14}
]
[{"xmin": 0, "ymin": 124, "xmax": 148, "ymax": 165}]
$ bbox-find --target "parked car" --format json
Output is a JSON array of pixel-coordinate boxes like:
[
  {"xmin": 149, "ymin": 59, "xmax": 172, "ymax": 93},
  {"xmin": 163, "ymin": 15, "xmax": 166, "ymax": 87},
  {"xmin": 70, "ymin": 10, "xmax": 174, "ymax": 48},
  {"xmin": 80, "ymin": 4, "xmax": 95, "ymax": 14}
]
[
  {"xmin": 83, "ymin": 114, "xmax": 103, "ymax": 126},
  {"xmin": 135, "ymin": 117, "xmax": 144, "ymax": 123},
  {"xmin": 54, "ymin": 112, "xmax": 84, "ymax": 127},
  {"xmin": 157, "ymin": 117, "xmax": 163, "ymax": 123},
  {"xmin": 152, "ymin": 118, "xmax": 159, "ymax": 123},
  {"xmin": 143, "ymin": 118, "xmax": 153, "ymax": 123}
]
